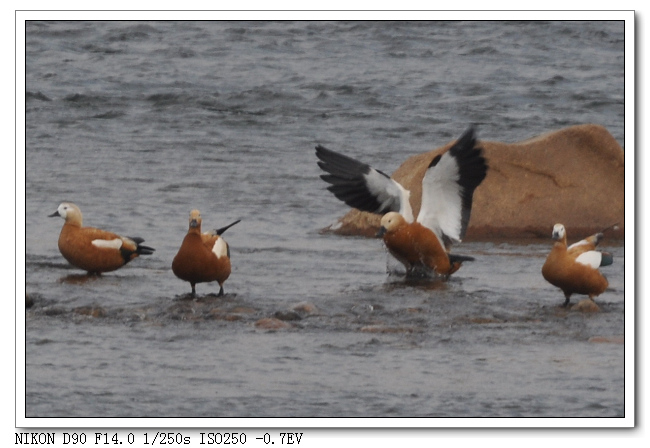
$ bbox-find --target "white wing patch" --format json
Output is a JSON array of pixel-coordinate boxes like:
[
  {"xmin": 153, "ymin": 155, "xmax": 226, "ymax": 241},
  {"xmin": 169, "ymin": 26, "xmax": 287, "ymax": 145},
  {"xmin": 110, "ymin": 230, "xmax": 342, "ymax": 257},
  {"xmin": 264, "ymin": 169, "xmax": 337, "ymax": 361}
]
[
  {"xmin": 91, "ymin": 238, "xmax": 123, "ymax": 250},
  {"xmin": 417, "ymin": 152, "xmax": 463, "ymax": 243},
  {"xmin": 575, "ymin": 251, "xmax": 601, "ymax": 269},
  {"xmin": 212, "ymin": 237, "xmax": 229, "ymax": 259},
  {"xmin": 364, "ymin": 170, "xmax": 413, "ymax": 222},
  {"xmin": 568, "ymin": 239, "xmax": 590, "ymax": 250},
  {"xmin": 393, "ymin": 182, "xmax": 413, "ymax": 223}
]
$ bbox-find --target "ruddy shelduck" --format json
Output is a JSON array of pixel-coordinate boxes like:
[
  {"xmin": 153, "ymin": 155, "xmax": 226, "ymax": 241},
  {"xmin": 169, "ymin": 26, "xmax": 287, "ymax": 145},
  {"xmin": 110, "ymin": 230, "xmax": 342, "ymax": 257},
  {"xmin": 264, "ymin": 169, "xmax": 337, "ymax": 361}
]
[
  {"xmin": 541, "ymin": 223, "xmax": 614, "ymax": 307},
  {"xmin": 316, "ymin": 127, "xmax": 488, "ymax": 278},
  {"xmin": 172, "ymin": 209, "xmax": 240, "ymax": 296},
  {"xmin": 49, "ymin": 202, "xmax": 155, "ymax": 274}
]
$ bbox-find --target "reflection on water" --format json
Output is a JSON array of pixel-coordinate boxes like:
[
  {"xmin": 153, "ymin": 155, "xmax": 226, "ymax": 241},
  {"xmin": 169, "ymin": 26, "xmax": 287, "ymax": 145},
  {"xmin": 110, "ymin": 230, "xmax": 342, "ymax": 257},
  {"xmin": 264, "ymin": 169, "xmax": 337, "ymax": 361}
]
[{"xmin": 57, "ymin": 274, "xmax": 103, "ymax": 285}]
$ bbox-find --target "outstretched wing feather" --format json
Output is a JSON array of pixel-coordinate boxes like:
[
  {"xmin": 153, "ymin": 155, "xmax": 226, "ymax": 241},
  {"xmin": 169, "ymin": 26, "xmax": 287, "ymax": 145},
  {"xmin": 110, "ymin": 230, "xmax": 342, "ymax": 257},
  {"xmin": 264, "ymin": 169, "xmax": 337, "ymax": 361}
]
[
  {"xmin": 316, "ymin": 144, "xmax": 412, "ymax": 219},
  {"xmin": 417, "ymin": 127, "xmax": 487, "ymax": 246}
]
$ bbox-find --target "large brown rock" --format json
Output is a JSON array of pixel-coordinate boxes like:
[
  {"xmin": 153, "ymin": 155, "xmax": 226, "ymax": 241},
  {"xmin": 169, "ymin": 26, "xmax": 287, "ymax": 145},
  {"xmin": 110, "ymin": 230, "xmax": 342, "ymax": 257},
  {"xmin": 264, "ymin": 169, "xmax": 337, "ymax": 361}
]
[{"xmin": 322, "ymin": 124, "xmax": 624, "ymax": 240}]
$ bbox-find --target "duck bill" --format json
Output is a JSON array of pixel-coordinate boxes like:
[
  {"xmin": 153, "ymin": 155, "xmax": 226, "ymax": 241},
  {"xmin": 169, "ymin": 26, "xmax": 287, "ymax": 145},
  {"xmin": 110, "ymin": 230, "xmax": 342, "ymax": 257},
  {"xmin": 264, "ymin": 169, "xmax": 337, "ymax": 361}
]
[
  {"xmin": 48, "ymin": 211, "xmax": 60, "ymax": 218},
  {"xmin": 376, "ymin": 226, "xmax": 387, "ymax": 238}
]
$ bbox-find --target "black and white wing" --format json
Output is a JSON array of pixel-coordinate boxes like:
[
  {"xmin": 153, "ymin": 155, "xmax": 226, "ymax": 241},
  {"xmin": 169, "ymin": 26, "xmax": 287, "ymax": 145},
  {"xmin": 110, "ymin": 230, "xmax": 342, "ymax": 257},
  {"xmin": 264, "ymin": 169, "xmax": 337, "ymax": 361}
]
[
  {"xmin": 315, "ymin": 145, "xmax": 414, "ymax": 222},
  {"xmin": 417, "ymin": 127, "xmax": 488, "ymax": 248}
]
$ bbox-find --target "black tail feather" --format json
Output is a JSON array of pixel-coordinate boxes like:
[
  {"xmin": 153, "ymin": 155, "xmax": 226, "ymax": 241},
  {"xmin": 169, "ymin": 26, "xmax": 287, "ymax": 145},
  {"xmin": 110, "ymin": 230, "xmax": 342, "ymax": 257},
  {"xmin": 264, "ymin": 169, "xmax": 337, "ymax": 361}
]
[
  {"xmin": 215, "ymin": 219, "xmax": 241, "ymax": 236},
  {"xmin": 600, "ymin": 222, "xmax": 619, "ymax": 234},
  {"xmin": 137, "ymin": 245, "xmax": 155, "ymax": 256},
  {"xmin": 127, "ymin": 236, "xmax": 155, "ymax": 255},
  {"xmin": 601, "ymin": 252, "xmax": 614, "ymax": 267},
  {"xmin": 449, "ymin": 253, "xmax": 475, "ymax": 263}
]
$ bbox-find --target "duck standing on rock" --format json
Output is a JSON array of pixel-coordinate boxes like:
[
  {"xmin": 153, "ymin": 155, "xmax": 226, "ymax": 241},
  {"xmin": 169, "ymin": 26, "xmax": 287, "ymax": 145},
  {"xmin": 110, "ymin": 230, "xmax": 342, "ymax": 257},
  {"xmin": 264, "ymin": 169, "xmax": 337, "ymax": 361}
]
[
  {"xmin": 49, "ymin": 202, "xmax": 155, "ymax": 274},
  {"xmin": 172, "ymin": 209, "xmax": 240, "ymax": 296},
  {"xmin": 316, "ymin": 127, "xmax": 488, "ymax": 278},
  {"xmin": 541, "ymin": 223, "xmax": 614, "ymax": 307}
]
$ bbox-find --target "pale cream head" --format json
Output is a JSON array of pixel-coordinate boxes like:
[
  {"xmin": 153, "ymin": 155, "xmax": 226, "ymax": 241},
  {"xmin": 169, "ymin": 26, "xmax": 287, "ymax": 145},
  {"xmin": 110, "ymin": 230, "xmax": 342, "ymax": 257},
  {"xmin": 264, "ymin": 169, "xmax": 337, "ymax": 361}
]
[
  {"xmin": 51, "ymin": 202, "xmax": 83, "ymax": 226},
  {"xmin": 189, "ymin": 209, "xmax": 202, "ymax": 229},
  {"xmin": 380, "ymin": 212, "xmax": 406, "ymax": 233},
  {"xmin": 552, "ymin": 223, "xmax": 566, "ymax": 240}
]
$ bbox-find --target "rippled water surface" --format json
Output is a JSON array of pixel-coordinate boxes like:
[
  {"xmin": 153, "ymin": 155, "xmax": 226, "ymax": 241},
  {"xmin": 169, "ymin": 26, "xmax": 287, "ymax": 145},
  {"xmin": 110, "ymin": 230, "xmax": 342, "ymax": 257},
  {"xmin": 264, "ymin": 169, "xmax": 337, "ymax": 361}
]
[{"xmin": 24, "ymin": 20, "xmax": 626, "ymax": 419}]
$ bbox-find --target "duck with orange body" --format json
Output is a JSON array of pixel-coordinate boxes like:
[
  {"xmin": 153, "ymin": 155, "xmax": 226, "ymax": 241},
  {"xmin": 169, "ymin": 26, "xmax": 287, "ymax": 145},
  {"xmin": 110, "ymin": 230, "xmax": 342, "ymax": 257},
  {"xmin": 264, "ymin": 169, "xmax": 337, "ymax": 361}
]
[
  {"xmin": 49, "ymin": 202, "xmax": 155, "ymax": 274},
  {"xmin": 376, "ymin": 212, "xmax": 475, "ymax": 276},
  {"xmin": 316, "ymin": 127, "xmax": 487, "ymax": 278},
  {"xmin": 542, "ymin": 223, "xmax": 614, "ymax": 307},
  {"xmin": 172, "ymin": 209, "xmax": 240, "ymax": 296}
]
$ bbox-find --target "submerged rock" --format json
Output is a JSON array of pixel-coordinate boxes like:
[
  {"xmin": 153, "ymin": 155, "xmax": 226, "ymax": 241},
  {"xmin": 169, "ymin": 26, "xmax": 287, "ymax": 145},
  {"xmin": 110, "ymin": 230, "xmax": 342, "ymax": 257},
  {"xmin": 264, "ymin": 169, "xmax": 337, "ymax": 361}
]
[
  {"xmin": 322, "ymin": 124, "xmax": 624, "ymax": 240},
  {"xmin": 589, "ymin": 335, "xmax": 624, "ymax": 344},
  {"xmin": 254, "ymin": 317, "xmax": 291, "ymax": 330},
  {"xmin": 360, "ymin": 325, "xmax": 417, "ymax": 333},
  {"xmin": 73, "ymin": 306, "xmax": 107, "ymax": 318},
  {"xmin": 571, "ymin": 299, "xmax": 601, "ymax": 313},
  {"xmin": 291, "ymin": 301, "xmax": 318, "ymax": 314},
  {"xmin": 274, "ymin": 310, "xmax": 302, "ymax": 321}
]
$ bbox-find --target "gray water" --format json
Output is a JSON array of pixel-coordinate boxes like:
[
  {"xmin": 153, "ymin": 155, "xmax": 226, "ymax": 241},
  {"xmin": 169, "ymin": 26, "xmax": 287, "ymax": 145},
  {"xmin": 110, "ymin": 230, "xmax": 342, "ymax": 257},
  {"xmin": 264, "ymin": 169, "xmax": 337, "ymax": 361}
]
[{"xmin": 24, "ymin": 21, "xmax": 625, "ymax": 419}]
